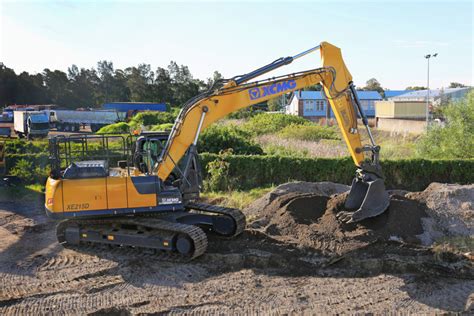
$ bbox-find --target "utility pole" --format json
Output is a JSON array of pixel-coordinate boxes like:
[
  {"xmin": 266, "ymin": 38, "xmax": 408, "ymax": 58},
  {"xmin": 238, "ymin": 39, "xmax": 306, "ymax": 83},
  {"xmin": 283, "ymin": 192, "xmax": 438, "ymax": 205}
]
[{"xmin": 424, "ymin": 53, "xmax": 438, "ymax": 128}]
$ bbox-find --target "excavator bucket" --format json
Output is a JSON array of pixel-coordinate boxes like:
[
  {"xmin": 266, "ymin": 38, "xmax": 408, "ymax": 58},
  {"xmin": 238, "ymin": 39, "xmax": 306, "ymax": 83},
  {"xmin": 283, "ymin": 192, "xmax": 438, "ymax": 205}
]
[{"xmin": 337, "ymin": 174, "xmax": 390, "ymax": 223}]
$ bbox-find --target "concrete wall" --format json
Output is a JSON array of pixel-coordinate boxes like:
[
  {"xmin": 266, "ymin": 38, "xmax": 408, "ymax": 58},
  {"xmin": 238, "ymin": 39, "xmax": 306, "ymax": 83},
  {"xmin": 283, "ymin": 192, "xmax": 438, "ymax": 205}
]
[{"xmin": 376, "ymin": 118, "xmax": 426, "ymax": 134}]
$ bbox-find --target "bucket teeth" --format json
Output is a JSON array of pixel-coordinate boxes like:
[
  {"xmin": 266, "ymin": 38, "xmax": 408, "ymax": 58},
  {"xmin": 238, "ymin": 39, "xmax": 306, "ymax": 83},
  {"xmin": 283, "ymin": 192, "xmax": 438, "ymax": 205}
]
[{"xmin": 338, "ymin": 174, "xmax": 390, "ymax": 224}]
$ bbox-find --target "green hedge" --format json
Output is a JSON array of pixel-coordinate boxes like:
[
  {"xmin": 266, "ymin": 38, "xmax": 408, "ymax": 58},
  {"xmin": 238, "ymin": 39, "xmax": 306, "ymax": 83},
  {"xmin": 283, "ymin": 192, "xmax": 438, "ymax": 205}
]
[
  {"xmin": 5, "ymin": 151, "xmax": 473, "ymax": 192},
  {"xmin": 199, "ymin": 153, "xmax": 474, "ymax": 191}
]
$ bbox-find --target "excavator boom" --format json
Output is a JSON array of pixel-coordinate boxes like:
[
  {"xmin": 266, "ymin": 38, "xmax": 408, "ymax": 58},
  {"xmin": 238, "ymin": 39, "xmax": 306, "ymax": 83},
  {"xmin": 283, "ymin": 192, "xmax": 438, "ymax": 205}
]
[{"xmin": 155, "ymin": 42, "xmax": 389, "ymax": 223}]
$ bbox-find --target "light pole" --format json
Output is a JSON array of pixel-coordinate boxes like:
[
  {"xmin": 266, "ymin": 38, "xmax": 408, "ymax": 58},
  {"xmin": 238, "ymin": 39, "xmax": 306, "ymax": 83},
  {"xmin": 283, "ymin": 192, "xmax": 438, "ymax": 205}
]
[{"xmin": 424, "ymin": 53, "xmax": 438, "ymax": 128}]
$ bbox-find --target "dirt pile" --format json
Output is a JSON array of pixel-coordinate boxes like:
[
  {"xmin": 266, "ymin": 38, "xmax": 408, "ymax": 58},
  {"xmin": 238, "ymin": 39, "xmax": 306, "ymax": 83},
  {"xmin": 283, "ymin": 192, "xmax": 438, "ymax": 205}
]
[
  {"xmin": 250, "ymin": 191, "xmax": 431, "ymax": 255},
  {"xmin": 245, "ymin": 181, "xmax": 349, "ymax": 218},
  {"xmin": 248, "ymin": 181, "xmax": 474, "ymax": 253},
  {"xmin": 407, "ymin": 183, "xmax": 474, "ymax": 237}
]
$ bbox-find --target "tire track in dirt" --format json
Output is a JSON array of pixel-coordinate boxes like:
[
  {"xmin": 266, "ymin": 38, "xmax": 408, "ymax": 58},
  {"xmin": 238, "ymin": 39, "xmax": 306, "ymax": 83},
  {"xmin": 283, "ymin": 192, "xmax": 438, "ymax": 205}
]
[
  {"xmin": 0, "ymin": 263, "xmax": 122, "ymax": 301},
  {"xmin": 1, "ymin": 243, "xmax": 213, "ymax": 314}
]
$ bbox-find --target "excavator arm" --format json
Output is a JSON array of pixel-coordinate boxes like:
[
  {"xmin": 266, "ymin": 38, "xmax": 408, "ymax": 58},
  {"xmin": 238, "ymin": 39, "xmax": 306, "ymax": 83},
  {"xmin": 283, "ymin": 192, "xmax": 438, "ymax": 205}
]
[{"xmin": 155, "ymin": 42, "xmax": 389, "ymax": 223}]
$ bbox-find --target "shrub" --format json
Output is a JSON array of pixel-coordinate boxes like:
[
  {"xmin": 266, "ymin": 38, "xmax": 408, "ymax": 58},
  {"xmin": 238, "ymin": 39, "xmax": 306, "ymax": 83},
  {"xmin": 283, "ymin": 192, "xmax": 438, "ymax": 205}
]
[
  {"xmin": 150, "ymin": 123, "xmax": 174, "ymax": 131},
  {"xmin": 203, "ymin": 150, "xmax": 236, "ymax": 191},
  {"xmin": 417, "ymin": 91, "xmax": 474, "ymax": 159},
  {"xmin": 9, "ymin": 158, "xmax": 50, "ymax": 184},
  {"xmin": 243, "ymin": 113, "xmax": 310, "ymax": 135},
  {"xmin": 279, "ymin": 124, "xmax": 339, "ymax": 141},
  {"xmin": 170, "ymin": 107, "xmax": 182, "ymax": 118},
  {"xmin": 96, "ymin": 122, "xmax": 130, "ymax": 134},
  {"xmin": 4, "ymin": 139, "xmax": 48, "ymax": 154},
  {"xmin": 227, "ymin": 108, "xmax": 263, "ymax": 119},
  {"xmin": 129, "ymin": 111, "xmax": 176, "ymax": 129},
  {"xmin": 198, "ymin": 124, "xmax": 263, "ymax": 155}
]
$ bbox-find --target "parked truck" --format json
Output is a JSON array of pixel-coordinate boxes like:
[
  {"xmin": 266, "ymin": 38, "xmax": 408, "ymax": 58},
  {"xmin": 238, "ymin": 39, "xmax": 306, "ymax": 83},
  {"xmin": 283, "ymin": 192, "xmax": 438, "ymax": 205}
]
[
  {"xmin": 0, "ymin": 108, "xmax": 14, "ymax": 123},
  {"xmin": 103, "ymin": 102, "xmax": 167, "ymax": 119},
  {"xmin": 14, "ymin": 111, "xmax": 50, "ymax": 139},
  {"xmin": 47, "ymin": 109, "xmax": 124, "ymax": 133}
]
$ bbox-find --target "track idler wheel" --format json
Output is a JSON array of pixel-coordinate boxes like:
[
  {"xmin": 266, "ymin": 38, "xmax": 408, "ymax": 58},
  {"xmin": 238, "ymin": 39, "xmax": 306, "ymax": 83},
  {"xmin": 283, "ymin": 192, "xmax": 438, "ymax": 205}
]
[{"xmin": 176, "ymin": 234, "xmax": 194, "ymax": 255}]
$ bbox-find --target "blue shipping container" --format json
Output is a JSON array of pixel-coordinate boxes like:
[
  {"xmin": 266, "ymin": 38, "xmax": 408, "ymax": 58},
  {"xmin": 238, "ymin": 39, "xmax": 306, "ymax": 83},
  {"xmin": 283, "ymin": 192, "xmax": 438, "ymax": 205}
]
[{"xmin": 103, "ymin": 102, "xmax": 167, "ymax": 112}]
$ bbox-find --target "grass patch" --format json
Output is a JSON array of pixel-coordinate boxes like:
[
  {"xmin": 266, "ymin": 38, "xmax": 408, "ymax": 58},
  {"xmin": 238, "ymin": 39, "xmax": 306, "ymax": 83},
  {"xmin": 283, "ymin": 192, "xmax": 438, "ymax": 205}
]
[
  {"xmin": 279, "ymin": 124, "xmax": 339, "ymax": 141},
  {"xmin": 366, "ymin": 129, "xmax": 421, "ymax": 160},
  {"xmin": 256, "ymin": 134, "xmax": 347, "ymax": 158},
  {"xmin": 243, "ymin": 113, "xmax": 309, "ymax": 135},
  {"xmin": 200, "ymin": 187, "xmax": 273, "ymax": 210},
  {"xmin": 150, "ymin": 123, "xmax": 174, "ymax": 131},
  {"xmin": 97, "ymin": 122, "xmax": 130, "ymax": 134},
  {"xmin": 263, "ymin": 144, "xmax": 310, "ymax": 157}
]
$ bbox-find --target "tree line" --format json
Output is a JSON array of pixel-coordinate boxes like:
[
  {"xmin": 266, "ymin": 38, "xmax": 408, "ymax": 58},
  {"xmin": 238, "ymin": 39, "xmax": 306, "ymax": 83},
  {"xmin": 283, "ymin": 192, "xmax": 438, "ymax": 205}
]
[
  {"xmin": 1, "ymin": 60, "xmax": 468, "ymax": 110},
  {"xmin": 0, "ymin": 61, "xmax": 223, "ymax": 109}
]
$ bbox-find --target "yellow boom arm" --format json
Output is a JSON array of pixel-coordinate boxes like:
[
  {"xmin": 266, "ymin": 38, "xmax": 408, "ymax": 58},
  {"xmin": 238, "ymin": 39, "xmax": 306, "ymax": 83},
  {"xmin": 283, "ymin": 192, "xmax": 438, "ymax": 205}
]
[{"xmin": 156, "ymin": 42, "xmax": 366, "ymax": 180}]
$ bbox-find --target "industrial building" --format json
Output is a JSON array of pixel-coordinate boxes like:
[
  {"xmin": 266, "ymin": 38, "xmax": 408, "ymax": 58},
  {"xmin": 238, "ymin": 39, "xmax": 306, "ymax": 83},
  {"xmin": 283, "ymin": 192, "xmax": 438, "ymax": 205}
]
[
  {"xmin": 375, "ymin": 100, "xmax": 427, "ymax": 134},
  {"xmin": 375, "ymin": 87, "xmax": 472, "ymax": 134},
  {"xmin": 388, "ymin": 87, "xmax": 472, "ymax": 105},
  {"xmin": 286, "ymin": 90, "xmax": 382, "ymax": 122},
  {"xmin": 383, "ymin": 90, "xmax": 414, "ymax": 99}
]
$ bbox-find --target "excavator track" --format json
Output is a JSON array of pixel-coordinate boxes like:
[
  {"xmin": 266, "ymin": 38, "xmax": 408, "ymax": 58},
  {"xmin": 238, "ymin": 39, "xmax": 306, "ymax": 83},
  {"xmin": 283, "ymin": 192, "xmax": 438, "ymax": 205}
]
[
  {"xmin": 56, "ymin": 216, "xmax": 208, "ymax": 261},
  {"xmin": 185, "ymin": 202, "xmax": 246, "ymax": 237}
]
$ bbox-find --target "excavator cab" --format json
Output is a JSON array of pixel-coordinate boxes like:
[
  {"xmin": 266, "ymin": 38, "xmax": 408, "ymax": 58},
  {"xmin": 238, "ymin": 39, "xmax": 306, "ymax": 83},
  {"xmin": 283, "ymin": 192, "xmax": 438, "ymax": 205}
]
[
  {"xmin": 131, "ymin": 132, "xmax": 202, "ymax": 200},
  {"xmin": 133, "ymin": 132, "xmax": 169, "ymax": 174}
]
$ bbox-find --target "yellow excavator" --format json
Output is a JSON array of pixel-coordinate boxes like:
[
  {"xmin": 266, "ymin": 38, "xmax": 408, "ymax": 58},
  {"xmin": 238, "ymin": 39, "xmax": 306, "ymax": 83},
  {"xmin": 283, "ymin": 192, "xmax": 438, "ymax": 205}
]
[{"xmin": 45, "ymin": 42, "xmax": 390, "ymax": 259}]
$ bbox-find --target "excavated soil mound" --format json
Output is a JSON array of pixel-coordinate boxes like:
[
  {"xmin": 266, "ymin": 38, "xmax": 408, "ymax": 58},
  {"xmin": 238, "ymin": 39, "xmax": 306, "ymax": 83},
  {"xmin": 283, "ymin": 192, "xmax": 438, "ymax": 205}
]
[
  {"xmin": 245, "ymin": 181, "xmax": 349, "ymax": 218},
  {"xmin": 406, "ymin": 182, "xmax": 474, "ymax": 237},
  {"xmin": 321, "ymin": 192, "xmax": 427, "ymax": 242},
  {"xmin": 251, "ymin": 192, "xmax": 430, "ymax": 255}
]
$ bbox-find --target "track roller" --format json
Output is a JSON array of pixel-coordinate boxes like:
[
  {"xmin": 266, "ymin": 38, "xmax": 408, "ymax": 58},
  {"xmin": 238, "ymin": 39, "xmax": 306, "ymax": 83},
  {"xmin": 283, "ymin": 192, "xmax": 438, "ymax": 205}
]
[{"xmin": 56, "ymin": 217, "xmax": 208, "ymax": 260}]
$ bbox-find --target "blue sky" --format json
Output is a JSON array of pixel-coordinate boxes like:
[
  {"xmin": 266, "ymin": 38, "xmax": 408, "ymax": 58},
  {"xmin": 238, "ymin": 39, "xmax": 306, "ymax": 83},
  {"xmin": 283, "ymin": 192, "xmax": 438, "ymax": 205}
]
[{"xmin": 1, "ymin": 0, "xmax": 472, "ymax": 89}]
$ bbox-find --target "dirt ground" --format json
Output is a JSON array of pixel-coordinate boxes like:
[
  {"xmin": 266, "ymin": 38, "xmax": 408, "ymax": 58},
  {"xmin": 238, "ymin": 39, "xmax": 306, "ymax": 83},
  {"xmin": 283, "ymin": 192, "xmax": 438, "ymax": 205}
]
[{"xmin": 0, "ymin": 183, "xmax": 473, "ymax": 314}]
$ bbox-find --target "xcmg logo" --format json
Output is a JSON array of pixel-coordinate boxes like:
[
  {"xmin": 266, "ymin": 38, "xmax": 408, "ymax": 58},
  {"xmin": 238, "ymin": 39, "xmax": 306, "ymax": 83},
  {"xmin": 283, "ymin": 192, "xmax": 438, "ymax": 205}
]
[{"xmin": 248, "ymin": 80, "xmax": 297, "ymax": 100}]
